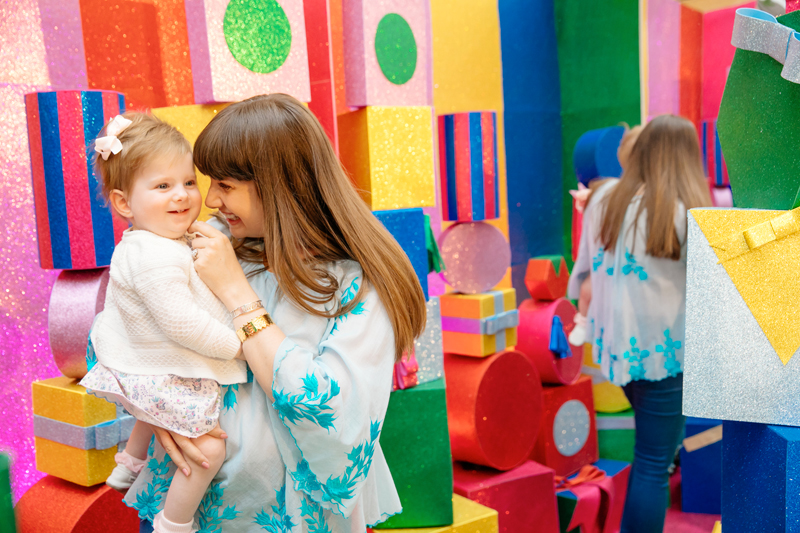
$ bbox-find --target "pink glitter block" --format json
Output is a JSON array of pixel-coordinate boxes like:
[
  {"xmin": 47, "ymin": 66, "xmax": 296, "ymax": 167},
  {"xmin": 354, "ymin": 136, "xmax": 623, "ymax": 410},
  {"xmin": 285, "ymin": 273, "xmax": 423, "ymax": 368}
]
[
  {"xmin": 25, "ymin": 90, "xmax": 127, "ymax": 270},
  {"xmin": 438, "ymin": 222, "xmax": 510, "ymax": 294},
  {"xmin": 38, "ymin": 0, "xmax": 88, "ymax": 88},
  {"xmin": 646, "ymin": 0, "xmax": 681, "ymax": 119},
  {"xmin": 185, "ymin": 0, "xmax": 311, "ymax": 104},
  {"xmin": 342, "ymin": 0, "xmax": 431, "ymax": 106}
]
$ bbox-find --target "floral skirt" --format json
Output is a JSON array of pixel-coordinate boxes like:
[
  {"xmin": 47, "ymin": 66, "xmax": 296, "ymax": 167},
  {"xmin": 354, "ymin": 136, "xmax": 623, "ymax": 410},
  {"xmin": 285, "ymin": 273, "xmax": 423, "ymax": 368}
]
[{"xmin": 80, "ymin": 363, "xmax": 221, "ymax": 438}]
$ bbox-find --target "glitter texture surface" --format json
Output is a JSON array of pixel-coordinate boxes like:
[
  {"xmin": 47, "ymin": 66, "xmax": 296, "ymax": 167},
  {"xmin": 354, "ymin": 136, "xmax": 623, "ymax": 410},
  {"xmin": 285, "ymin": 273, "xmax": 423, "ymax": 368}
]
[
  {"xmin": 38, "ymin": 0, "xmax": 88, "ymax": 89},
  {"xmin": 338, "ymin": 106, "xmax": 436, "ymax": 210},
  {"xmin": 80, "ymin": 0, "xmax": 195, "ymax": 110},
  {"xmin": 48, "ymin": 269, "xmax": 109, "ymax": 379},
  {"xmin": 552, "ymin": 399, "xmax": 590, "ymax": 457},
  {"xmin": 223, "ymin": 0, "xmax": 292, "ymax": 74},
  {"xmin": 0, "ymin": 83, "xmax": 61, "ymax": 500},
  {"xmin": 415, "ymin": 297, "xmax": 444, "ymax": 385},
  {"xmin": 343, "ymin": 0, "xmax": 430, "ymax": 106},
  {"xmin": 684, "ymin": 211, "xmax": 800, "ymax": 426},
  {"xmin": 152, "ymin": 103, "xmax": 229, "ymax": 221},
  {"xmin": 438, "ymin": 222, "xmax": 511, "ymax": 294},
  {"xmin": 186, "ymin": 0, "xmax": 311, "ymax": 104},
  {"xmin": 0, "ymin": 0, "xmax": 50, "ymax": 86},
  {"xmin": 374, "ymin": 13, "xmax": 417, "ymax": 85}
]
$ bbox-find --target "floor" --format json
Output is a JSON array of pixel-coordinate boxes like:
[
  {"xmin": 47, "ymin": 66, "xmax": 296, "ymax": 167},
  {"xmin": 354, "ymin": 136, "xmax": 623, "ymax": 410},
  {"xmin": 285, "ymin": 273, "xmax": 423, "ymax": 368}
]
[{"xmin": 664, "ymin": 470, "xmax": 720, "ymax": 533}]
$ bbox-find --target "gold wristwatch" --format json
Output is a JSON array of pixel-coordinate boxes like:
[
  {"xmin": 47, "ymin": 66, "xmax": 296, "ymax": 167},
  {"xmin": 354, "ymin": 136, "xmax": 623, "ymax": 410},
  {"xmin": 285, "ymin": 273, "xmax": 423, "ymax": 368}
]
[{"xmin": 236, "ymin": 313, "xmax": 274, "ymax": 342}]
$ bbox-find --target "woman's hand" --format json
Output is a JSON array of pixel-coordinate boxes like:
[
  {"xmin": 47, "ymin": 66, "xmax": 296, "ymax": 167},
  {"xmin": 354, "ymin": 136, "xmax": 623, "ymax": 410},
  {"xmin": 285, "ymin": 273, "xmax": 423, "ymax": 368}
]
[
  {"xmin": 152, "ymin": 426, "xmax": 227, "ymax": 477},
  {"xmin": 189, "ymin": 220, "xmax": 258, "ymax": 310}
]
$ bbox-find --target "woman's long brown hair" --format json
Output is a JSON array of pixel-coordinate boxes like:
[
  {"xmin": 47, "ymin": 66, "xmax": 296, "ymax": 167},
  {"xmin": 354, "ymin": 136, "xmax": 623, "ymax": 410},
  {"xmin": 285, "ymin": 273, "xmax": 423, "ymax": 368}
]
[
  {"xmin": 599, "ymin": 114, "xmax": 712, "ymax": 259},
  {"xmin": 194, "ymin": 94, "xmax": 426, "ymax": 360}
]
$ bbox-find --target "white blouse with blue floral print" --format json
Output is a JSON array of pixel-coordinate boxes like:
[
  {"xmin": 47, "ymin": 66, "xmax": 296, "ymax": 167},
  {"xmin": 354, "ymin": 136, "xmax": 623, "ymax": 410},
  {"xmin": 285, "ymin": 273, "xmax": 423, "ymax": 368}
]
[
  {"xmin": 123, "ymin": 221, "xmax": 401, "ymax": 532},
  {"xmin": 568, "ymin": 180, "xmax": 687, "ymax": 387}
]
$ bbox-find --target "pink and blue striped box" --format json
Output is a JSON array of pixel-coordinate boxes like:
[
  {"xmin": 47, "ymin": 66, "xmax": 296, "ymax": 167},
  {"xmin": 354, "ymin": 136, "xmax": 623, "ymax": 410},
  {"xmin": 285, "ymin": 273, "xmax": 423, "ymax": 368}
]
[
  {"xmin": 25, "ymin": 90, "xmax": 128, "ymax": 270},
  {"xmin": 702, "ymin": 118, "xmax": 729, "ymax": 187},
  {"xmin": 437, "ymin": 111, "xmax": 500, "ymax": 222}
]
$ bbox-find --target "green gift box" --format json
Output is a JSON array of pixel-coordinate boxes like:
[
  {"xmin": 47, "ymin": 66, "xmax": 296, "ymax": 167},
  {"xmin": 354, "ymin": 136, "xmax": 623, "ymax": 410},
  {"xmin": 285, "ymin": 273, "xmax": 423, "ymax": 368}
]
[
  {"xmin": 375, "ymin": 378, "xmax": 453, "ymax": 528},
  {"xmin": 597, "ymin": 409, "xmax": 635, "ymax": 463},
  {"xmin": 0, "ymin": 454, "xmax": 15, "ymax": 533}
]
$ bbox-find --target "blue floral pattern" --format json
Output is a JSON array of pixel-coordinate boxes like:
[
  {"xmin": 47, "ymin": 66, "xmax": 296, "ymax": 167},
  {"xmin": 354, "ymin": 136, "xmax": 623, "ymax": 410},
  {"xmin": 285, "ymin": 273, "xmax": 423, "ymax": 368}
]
[
  {"xmin": 331, "ymin": 277, "xmax": 367, "ymax": 334},
  {"xmin": 254, "ymin": 486, "xmax": 295, "ymax": 532},
  {"xmin": 273, "ymin": 373, "xmax": 341, "ymax": 431},
  {"xmin": 656, "ymin": 329, "xmax": 683, "ymax": 378},
  {"xmin": 132, "ymin": 438, "xmax": 174, "ymax": 521},
  {"xmin": 595, "ymin": 327, "xmax": 604, "ymax": 365},
  {"xmin": 198, "ymin": 482, "xmax": 241, "ymax": 532},
  {"xmin": 592, "ymin": 248, "xmax": 605, "ymax": 272},
  {"xmin": 624, "ymin": 337, "xmax": 651, "ymax": 381},
  {"xmin": 85, "ymin": 335, "xmax": 97, "ymax": 371},
  {"xmin": 621, "ymin": 249, "xmax": 648, "ymax": 280},
  {"xmin": 223, "ymin": 384, "xmax": 238, "ymax": 412},
  {"xmin": 300, "ymin": 496, "xmax": 332, "ymax": 533}
]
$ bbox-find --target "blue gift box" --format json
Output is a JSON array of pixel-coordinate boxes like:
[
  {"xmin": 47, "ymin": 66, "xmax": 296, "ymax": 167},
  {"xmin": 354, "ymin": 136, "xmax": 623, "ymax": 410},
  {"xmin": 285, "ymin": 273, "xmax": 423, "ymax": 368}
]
[
  {"xmin": 374, "ymin": 208, "xmax": 429, "ymax": 299},
  {"xmin": 680, "ymin": 417, "xmax": 722, "ymax": 514}
]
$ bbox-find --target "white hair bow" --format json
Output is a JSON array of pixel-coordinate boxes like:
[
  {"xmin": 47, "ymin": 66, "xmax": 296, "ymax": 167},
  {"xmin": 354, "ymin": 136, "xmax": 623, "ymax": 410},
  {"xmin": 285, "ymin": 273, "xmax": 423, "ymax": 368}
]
[{"xmin": 94, "ymin": 115, "xmax": 133, "ymax": 160}]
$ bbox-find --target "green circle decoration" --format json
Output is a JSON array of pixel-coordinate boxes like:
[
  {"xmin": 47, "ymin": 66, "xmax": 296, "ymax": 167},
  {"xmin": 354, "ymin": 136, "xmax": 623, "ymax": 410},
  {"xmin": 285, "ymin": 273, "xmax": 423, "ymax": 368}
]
[
  {"xmin": 374, "ymin": 13, "xmax": 417, "ymax": 85},
  {"xmin": 223, "ymin": 0, "xmax": 292, "ymax": 74}
]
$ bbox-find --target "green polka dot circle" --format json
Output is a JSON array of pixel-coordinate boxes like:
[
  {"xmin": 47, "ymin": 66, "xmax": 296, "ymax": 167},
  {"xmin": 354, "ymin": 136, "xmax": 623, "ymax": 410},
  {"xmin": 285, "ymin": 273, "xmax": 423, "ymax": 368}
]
[
  {"xmin": 374, "ymin": 13, "xmax": 417, "ymax": 85},
  {"xmin": 223, "ymin": 0, "xmax": 292, "ymax": 74}
]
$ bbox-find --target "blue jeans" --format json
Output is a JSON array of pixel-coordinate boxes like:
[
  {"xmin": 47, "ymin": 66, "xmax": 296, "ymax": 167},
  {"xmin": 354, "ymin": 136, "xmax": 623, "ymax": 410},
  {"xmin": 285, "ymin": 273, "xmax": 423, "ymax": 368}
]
[{"xmin": 620, "ymin": 374, "xmax": 685, "ymax": 533}]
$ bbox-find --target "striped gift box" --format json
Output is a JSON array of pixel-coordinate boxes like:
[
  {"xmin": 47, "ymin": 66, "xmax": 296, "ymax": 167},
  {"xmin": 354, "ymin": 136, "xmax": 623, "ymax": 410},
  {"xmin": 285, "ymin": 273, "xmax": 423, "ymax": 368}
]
[
  {"xmin": 25, "ymin": 90, "xmax": 128, "ymax": 270},
  {"xmin": 440, "ymin": 288, "xmax": 518, "ymax": 357},
  {"xmin": 702, "ymin": 118, "xmax": 729, "ymax": 187},
  {"xmin": 438, "ymin": 111, "xmax": 500, "ymax": 222}
]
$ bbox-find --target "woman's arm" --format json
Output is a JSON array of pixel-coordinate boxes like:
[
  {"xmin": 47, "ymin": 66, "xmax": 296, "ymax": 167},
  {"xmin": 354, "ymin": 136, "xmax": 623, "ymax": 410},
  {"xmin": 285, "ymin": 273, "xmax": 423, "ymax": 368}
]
[{"xmin": 189, "ymin": 220, "xmax": 286, "ymax": 400}]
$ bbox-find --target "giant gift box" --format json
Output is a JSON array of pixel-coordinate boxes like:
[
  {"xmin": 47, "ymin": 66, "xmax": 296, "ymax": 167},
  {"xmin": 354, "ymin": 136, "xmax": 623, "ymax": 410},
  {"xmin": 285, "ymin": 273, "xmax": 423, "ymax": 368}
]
[
  {"xmin": 440, "ymin": 289, "xmax": 518, "ymax": 357},
  {"xmin": 680, "ymin": 417, "xmax": 722, "ymax": 515},
  {"xmin": 555, "ymin": 459, "xmax": 630, "ymax": 533},
  {"xmin": 684, "ymin": 208, "xmax": 800, "ymax": 425},
  {"xmin": 384, "ymin": 495, "xmax": 498, "ymax": 533}
]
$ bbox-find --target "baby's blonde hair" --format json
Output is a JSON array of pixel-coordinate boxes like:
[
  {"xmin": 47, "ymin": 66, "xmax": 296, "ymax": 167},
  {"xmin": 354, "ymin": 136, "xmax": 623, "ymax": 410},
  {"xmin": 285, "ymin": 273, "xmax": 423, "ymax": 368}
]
[{"xmin": 93, "ymin": 112, "xmax": 192, "ymax": 199}]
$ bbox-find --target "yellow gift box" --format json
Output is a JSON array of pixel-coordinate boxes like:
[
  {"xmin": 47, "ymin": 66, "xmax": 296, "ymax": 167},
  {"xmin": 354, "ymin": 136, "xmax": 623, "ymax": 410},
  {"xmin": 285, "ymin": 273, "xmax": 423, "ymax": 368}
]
[
  {"xmin": 338, "ymin": 106, "xmax": 435, "ymax": 210},
  {"xmin": 152, "ymin": 104, "xmax": 229, "ymax": 221},
  {"xmin": 582, "ymin": 344, "xmax": 630, "ymax": 413},
  {"xmin": 32, "ymin": 377, "xmax": 116, "ymax": 428},
  {"xmin": 34, "ymin": 437, "xmax": 117, "ymax": 487},
  {"xmin": 385, "ymin": 494, "xmax": 498, "ymax": 533},
  {"xmin": 713, "ymin": 521, "xmax": 721, "ymax": 533},
  {"xmin": 440, "ymin": 289, "xmax": 517, "ymax": 357}
]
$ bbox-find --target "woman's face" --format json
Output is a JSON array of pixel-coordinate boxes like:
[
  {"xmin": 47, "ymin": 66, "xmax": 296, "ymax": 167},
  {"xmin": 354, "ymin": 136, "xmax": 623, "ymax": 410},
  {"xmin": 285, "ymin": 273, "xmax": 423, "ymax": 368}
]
[{"xmin": 205, "ymin": 178, "xmax": 265, "ymax": 239}]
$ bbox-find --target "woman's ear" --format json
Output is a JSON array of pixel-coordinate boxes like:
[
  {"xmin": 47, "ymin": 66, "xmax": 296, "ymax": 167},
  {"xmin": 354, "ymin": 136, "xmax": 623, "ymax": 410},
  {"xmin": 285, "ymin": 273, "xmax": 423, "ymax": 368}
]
[{"xmin": 109, "ymin": 189, "xmax": 133, "ymax": 219}]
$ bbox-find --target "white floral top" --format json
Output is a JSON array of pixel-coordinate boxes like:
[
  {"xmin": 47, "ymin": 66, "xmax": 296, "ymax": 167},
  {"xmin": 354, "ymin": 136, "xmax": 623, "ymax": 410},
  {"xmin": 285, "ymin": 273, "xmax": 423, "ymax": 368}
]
[
  {"xmin": 568, "ymin": 180, "xmax": 687, "ymax": 387},
  {"xmin": 123, "ymin": 222, "xmax": 401, "ymax": 532}
]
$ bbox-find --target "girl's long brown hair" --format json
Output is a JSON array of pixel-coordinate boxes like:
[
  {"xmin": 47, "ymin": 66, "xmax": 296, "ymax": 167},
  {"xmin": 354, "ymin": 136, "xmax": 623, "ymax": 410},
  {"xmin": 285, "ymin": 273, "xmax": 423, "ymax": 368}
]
[
  {"xmin": 194, "ymin": 94, "xmax": 426, "ymax": 360},
  {"xmin": 599, "ymin": 114, "xmax": 712, "ymax": 259}
]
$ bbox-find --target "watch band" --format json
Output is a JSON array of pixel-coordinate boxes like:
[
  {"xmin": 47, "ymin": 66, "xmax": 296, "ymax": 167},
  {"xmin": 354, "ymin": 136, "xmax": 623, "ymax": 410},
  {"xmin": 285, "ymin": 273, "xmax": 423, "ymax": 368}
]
[
  {"xmin": 230, "ymin": 300, "xmax": 264, "ymax": 319},
  {"xmin": 236, "ymin": 313, "xmax": 274, "ymax": 343}
]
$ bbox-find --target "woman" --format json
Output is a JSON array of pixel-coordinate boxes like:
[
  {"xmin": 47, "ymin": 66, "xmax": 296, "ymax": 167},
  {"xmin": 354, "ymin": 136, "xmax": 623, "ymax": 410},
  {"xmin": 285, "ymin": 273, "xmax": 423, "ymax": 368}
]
[
  {"xmin": 125, "ymin": 93, "xmax": 427, "ymax": 533},
  {"xmin": 568, "ymin": 115, "xmax": 712, "ymax": 532}
]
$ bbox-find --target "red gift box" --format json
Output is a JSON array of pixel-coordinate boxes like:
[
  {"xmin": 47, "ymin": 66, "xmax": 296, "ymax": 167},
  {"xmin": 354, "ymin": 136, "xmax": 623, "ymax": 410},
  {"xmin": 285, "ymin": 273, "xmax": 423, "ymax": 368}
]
[
  {"xmin": 517, "ymin": 298, "xmax": 583, "ymax": 385},
  {"xmin": 453, "ymin": 460, "xmax": 560, "ymax": 533},
  {"xmin": 532, "ymin": 376, "xmax": 599, "ymax": 476},
  {"xmin": 525, "ymin": 256, "xmax": 569, "ymax": 301},
  {"xmin": 555, "ymin": 460, "xmax": 631, "ymax": 533}
]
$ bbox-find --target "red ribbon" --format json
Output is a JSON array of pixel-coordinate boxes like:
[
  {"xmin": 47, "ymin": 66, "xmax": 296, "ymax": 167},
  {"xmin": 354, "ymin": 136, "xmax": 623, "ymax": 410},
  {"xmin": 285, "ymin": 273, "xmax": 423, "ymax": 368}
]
[{"xmin": 555, "ymin": 465, "xmax": 616, "ymax": 533}]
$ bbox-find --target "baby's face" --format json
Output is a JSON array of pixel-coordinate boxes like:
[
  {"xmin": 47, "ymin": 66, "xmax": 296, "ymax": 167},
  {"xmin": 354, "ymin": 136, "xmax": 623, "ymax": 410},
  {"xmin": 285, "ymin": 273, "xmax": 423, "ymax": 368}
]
[{"xmin": 126, "ymin": 152, "xmax": 202, "ymax": 239}]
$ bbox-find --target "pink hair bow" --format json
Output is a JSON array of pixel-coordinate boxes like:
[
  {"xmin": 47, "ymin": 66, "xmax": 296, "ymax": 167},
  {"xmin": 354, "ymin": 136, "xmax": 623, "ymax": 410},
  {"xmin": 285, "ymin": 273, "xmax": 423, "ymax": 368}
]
[{"xmin": 94, "ymin": 115, "xmax": 132, "ymax": 160}]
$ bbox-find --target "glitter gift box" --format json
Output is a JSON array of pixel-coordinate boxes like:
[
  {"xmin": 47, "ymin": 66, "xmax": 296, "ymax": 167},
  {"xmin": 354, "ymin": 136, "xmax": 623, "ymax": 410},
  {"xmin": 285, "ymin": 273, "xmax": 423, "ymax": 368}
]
[
  {"xmin": 415, "ymin": 297, "xmax": 444, "ymax": 386},
  {"xmin": 14, "ymin": 475, "xmax": 139, "ymax": 532},
  {"xmin": 532, "ymin": 376, "xmax": 599, "ymax": 477},
  {"xmin": 185, "ymin": 0, "xmax": 311, "ymax": 104},
  {"xmin": 25, "ymin": 90, "xmax": 128, "ymax": 270},
  {"xmin": 338, "ymin": 106, "xmax": 435, "ymax": 210},
  {"xmin": 453, "ymin": 461, "xmax": 560, "ymax": 533},
  {"xmin": 33, "ymin": 436, "xmax": 118, "ymax": 487},
  {"xmin": 375, "ymin": 379, "xmax": 453, "ymax": 528},
  {"xmin": 0, "ymin": 454, "xmax": 14, "ymax": 532},
  {"xmin": 304, "ymin": 0, "xmax": 341, "ymax": 151},
  {"xmin": 517, "ymin": 298, "xmax": 583, "ymax": 385},
  {"xmin": 438, "ymin": 222, "xmax": 511, "ymax": 295},
  {"xmin": 32, "ymin": 377, "xmax": 117, "ymax": 428},
  {"xmin": 49, "ymin": 268, "xmax": 109, "ymax": 379},
  {"xmin": 78, "ymin": 0, "xmax": 194, "ymax": 109},
  {"xmin": 444, "ymin": 351, "xmax": 543, "ymax": 471},
  {"xmin": 342, "ymin": 0, "xmax": 431, "ymax": 106},
  {"xmin": 374, "ymin": 208, "xmax": 429, "ymax": 299},
  {"xmin": 33, "ymin": 413, "xmax": 134, "ymax": 451},
  {"xmin": 680, "ymin": 417, "xmax": 722, "ymax": 514},
  {"xmin": 555, "ymin": 459, "xmax": 630, "ymax": 533},
  {"xmin": 596, "ymin": 409, "xmax": 635, "ymax": 463},
  {"xmin": 437, "ymin": 111, "xmax": 500, "ymax": 222},
  {"xmin": 684, "ymin": 209, "xmax": 800, "ymax": 426},
  {"xmin": 524, "ymin": 256, "xmax": 569, "ymax": 301},
  {"xmin": 440, "ymin": 289, "xmax": 518, "ymax": 357},
  {"xmin": 721, "ymin": 421, "xmax": 800, "ymax": 531},
  {"xmin": 382, "ymin": 494, "xmax": 498, "ymax": 533}
]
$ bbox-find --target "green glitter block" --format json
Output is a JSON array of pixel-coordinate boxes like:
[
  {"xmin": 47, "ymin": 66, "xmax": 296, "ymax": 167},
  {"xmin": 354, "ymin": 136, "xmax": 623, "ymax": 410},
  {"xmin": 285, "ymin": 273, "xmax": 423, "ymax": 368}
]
[
  {"xmin": 374, "ymin": 378, "xmax": 453, "ymax": 528},
  {"xmin": 0, "ymin": 454, "xmax": 15, "ymax": 533},
  {"xmin": 597, "ymin": 409, "xmax": 635, "ymax": 463},
  {"xmin": 718, "ymin": 11, "xmax": 800, "ymax": 210}
]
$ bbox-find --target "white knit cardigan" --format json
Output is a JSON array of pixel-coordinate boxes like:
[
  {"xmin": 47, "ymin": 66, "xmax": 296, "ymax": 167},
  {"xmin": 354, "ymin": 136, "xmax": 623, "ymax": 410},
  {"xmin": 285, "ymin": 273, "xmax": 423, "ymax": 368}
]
[{"xmin": 90, "ymin": 229, "xmax": 246, "ymax": 385}]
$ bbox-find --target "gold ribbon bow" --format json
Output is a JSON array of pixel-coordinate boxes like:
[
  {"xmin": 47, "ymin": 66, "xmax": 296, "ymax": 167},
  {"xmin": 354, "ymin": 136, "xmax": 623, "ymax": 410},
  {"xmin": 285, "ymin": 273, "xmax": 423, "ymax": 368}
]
[{"xmin": 709, "ymin": 207, "xmax": 800, "ymax": 262}]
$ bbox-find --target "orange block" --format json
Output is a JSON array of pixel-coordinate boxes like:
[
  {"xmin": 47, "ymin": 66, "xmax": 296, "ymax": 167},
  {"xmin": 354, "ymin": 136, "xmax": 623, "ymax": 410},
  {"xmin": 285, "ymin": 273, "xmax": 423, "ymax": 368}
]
[
  {"xmin": 15, "ymin": 475, "xmax": 139, "ymax": 532},
  {"xmin": 330, "ymin": 0, "xmax": 348, "ymax": 114},
  {"xmin": 34, "ymin": 437, "xmax": 117, "ymax": 487},
  {"xmin": 442, "ymin": 328, "xmax": 518, "ymax": 358},
  {"xmin": 79, "ymin": 0, "xmax": 194, "ymax": 109},
  {"xmin": 524, "ymin": 256, "xmax": 569, "ymax": 301},
  {"xmin": 440, "ymin": 289, "xmax": 516, "ymax": 319}
]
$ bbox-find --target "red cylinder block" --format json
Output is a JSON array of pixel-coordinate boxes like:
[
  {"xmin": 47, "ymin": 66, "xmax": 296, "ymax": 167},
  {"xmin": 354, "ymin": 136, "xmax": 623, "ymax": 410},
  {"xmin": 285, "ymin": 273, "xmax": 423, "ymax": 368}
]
[
  {"xmin": 517, "ymin": 298, "xmax": 583, "ymax": 385},
  {"xmin": 444, "ymin": 350, "xmax": 544, "ymax": 471}
]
